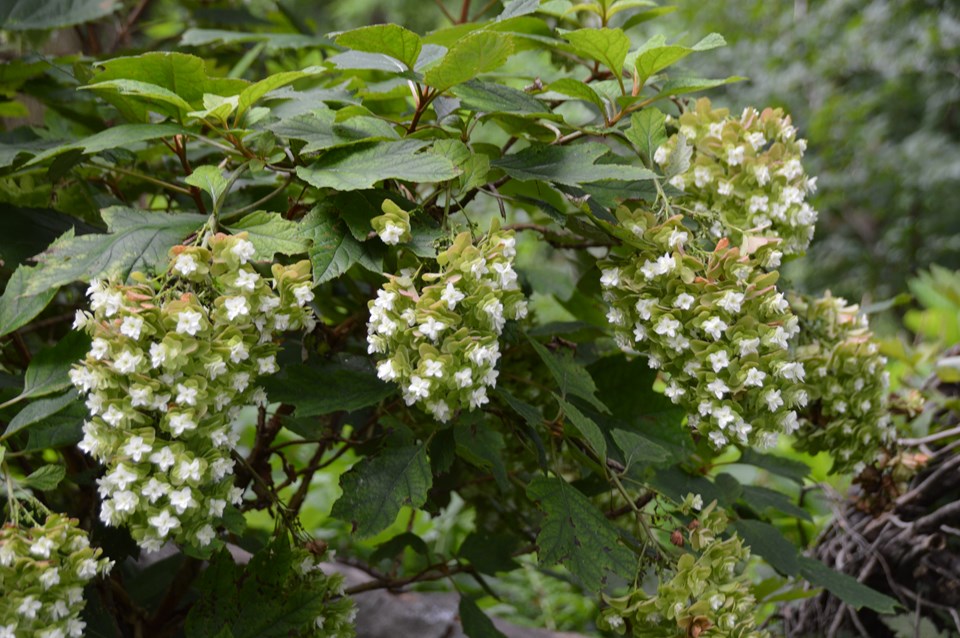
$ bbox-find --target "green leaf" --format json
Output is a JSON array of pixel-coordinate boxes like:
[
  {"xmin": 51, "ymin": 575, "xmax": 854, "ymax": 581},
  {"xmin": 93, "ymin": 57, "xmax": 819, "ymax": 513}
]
[
  {"xmin": 335, "ymin": 24, "xmax": 423, "ymax": 70},
  {"xmin": 185, "ymin": 165, "xmax": 229, "ymax": 207},
  {"xmin": 526, "ymin": 476, "xmax": 635, "ymax": 592},
  {"xmin": 0, "ymin": 264, "xmax": 58, "ymax": 338},
  {"xmin": 26, "ymin": 208, "xmax": 207, "ymax": 295},
  {"xmin": 180, "ymin": 29, "xmax": 331, "ymax": 51},
  {"xmin": 226, "ymin": 212, "xmax": 309, "ymax": 261},
  {"xmin": 331, "ymin": 444, "xmax": 432, "ymax": 538},
  {"xmin": 557, "ymin": 396, "xmax": 606, "ymax": 460},
  {"xmin": 733, "ymin": 519, "xmax": 800, "ymax": 576},
  {"xmin": 497, "ymin": 0, "xmax": 541, "ymax": 20},
  {"xmin": 24, "ymin": 123, "xmax": 187, "ymax": 167},
  {"xmin": 634, "ymin": 35, "xmax": 727, "ymax": 84},
  {"xmin": 611, "ymin": 429, "xmax": 669, "ymax": 470},
  {"xmin": 271, "ymin": 109, "xmax": 398, "ymax": 154},
  {"xmin": 21, "ymin": 465, "xmax": 66, "ymax": 491},
  {"xmin": 0, "ymin": 0, "xmax": 118, "ymax": 30},
  {"xmin": 454, "ymin": 419, "xmax": 509, "ymax": 490},
  {"xmin": 655, "ymin": 75, "xmax": 746, "ymax": 99},
  {"xmin": 562, "ymin": 28, "xmax": 630, "ymax": 77},
  {"xmin": 496, "ymin": 389, "xmax": 542, "ymax": 428},
  {"xmin": 261, "ymin": 360, "xmax": 392, "ymax": 417},
  {"xmin": 424, "ymin": 31, "xmax": 515, "ymax": 92},
  {"xmin": 459, "ymin": 531, "xmax": 520, "ymax": 574},
  {"xmin": 740, "ymin": 485, "xmax": 812, "ymax": 521},
  {"xmin": 236, "ymin": 68, "xmax": 323, "ymax": 122},
  {"xmin": 82, "ymin": 79, "xmax": 195, "ymax": 120},
  {"xmin": 5, "ymin": 332, "xmax": 90, "ymax": 408},
  {"xmin": 625, "ymin": 108, "xmax": 666, "ymax": 161},
  {"xmin": 798, "ymin": 556, "xmax": 899, "ymax": 613},
  {"xmin": 3, "ymin": 390, "xmax": 77, "ymax": 440},
  {"xmin": 297, "ymin": 140, "xmax": 458, "ymax": 192},
  {"xmin": 527, "ymin": 337, "xmax": 608, "ymax": 412},
  {"xmin": 621, "ymin": 6, "xmax": 677, "ymax": 30},
  {"xmin": 547, "ymin": 78, "xmax": 606, "ymax": 113},
  {"xmin": 459, "ymin": 596, "xmax": 507, "ymax": 638},
  {"xmin": 492, "ymin": 143, "xmax": 655, "ymax": 186},
  {"xmin": 299, "ymin": 206, "xmax": 378, "ymax": 284},
  {"xmin": 452, "ymin": 79, "xmax": 549, "ymax": 115},
  {"xmin": 737, "ymin": 449, "xmax": 809, "ymax": 484}
]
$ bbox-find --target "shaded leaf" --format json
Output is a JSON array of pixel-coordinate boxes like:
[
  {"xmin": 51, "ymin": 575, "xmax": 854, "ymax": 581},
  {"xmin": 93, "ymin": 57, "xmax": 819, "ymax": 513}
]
[
  {"xmin": 611, "ymin": 429, "xmax": 669, "ymax": 470},
  {"xmin": 8, "ymin": 332, "xmax": 90, "ymax": 406},
  {"xmin": 734, "ymin": 519, "xmax": 800, "ymax": 576},
  {"xmin": 226, "ymin": 212, "xmax": 309, "ymax": 260},
  {"xmin": 492, "ymin": 143, "xmax": 655, "ymax": 186},
  {"xmin": 261, "ymin": 359, "xmax": 392, "ymax": 417},
  {"xmin": 3, "ymin": 390, "xmax": 77, "ymax": 439},
  {"xmin": 557, "ymin": 395, "xmax": 606, "ymax": 459},
  {"xmin": 454, "ymin": 419, "xmax": 509, "ymax": 490},
  {"xmin": 452, "ymin": 79, "xmax": 549, "ymax": 115},
  {"xmin": 547, "ymin": 78, "xmax": 606, "ymax": 113},
  {"xmin": 798, "ymin": 556, "xmax": 899, "ymax": 613},
  {"xmin": 0, "ymin": 264, "xmax": 58, "ymax": 338},
  {"xmin": 526, "ymin": 476, "xmax": 635, "ymax": 592},
  {"xmin": 626, "ymin": 108, "xmax": 666, "ymax": 162},
  {"xmin": 297, "ymin": 140, "xmax": 458, "ymax": 191},
  {"xmin": 459, "ymin": 596, "xmax": 507, "ymax": 638},
  {"xmin": 22, "ymin": 464, "xmax": 65, "ymax": 491},
  {"xmin": 24, "ymin": 123, "xmax": 186, "ymax": 167},
  {"xmin": 740, "ymin": 485, "xmax": 811, "ymax": 521},
  {"xmin": 0, "ymin": 0, "xmax": 118, "ymax": 30},
  {"xmin": 527, "ymin": 336, "xmax": 607, "ymax": 412},
  {"xmin": 331, "ymin": 444, "xmax": 432, "ymax": 538},
  {"xmin": 737, "ymin": 449, "xmax": 809, "ymax": 484},
  {"xmin": 271, "ymin": 109, "xmax": 398, "ymax": 154},
  {"xmin": 300, "ymin": 206, "xmax": 379, "ymax": 284}
]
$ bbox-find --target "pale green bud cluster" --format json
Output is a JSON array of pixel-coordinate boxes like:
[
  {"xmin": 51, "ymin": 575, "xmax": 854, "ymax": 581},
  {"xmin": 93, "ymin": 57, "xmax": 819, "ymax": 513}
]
[
  {"xmin": 367, "ymin": 220, "xmax": 527, "ymax": 422},
  {"xmin": 600, "ymin": 209, "xmax": 806, "ymax": 450},
  {"xmin": 656, "ymin": 97, "xmax": 817, "ymax": 257},
  {"xmin": 0, "ymin": 514, "xmax": 113, "ymax": 638},
  {"xmin": 371, "ymin": 200, "xmax": 412, "ymax": 246},
  {"xmin": 70, "ymin": 232, "xmax": 316, "ymax": 552},
  {"xmin": 599, "ymin": 498, "xmax": 767, "ymax": 638},
  {"xmin": 293, "ymin": 549, "xmax": 356, "ymax": 638},
  {"xmin": 790, "ymin": 293, "xmax": 894, "ymax": 473}
]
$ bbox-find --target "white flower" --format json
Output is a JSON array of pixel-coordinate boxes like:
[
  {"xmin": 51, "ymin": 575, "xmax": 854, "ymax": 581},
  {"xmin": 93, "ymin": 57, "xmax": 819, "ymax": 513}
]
[
  {"xmin": 379, "ymin": 222, "xmax": 405, "ymax": 245},
  {"xmin": 484, "ymin": 299, "xmax": 506, "ymax": 332},
  {"xmin": 701, "ymin": 316, "xmax": 728, "ymax": 340},
  {"xmin": 635, "ymin": 298, "xmax": 655, "ymax": 320},
  {"xmin": 113, "ymin": 350, "xmax": 143, "ymax": 375},
  {"xmin": 208, "ymin": 499, "xmax": 227, "ymax": 518},
  {"xmin": 168, "ymin": 413, "xmax": 197, "ymax": 436},
  {"xmin": 196, "ymin": 525, "xmax": 216, "ymax": 547},
  {"xmin": 668, "ymin": 175, "xmax": 685, "ymax": 191},
  {"xmin": 633, "ymin": 324, "xmax": 646, "ymax": 342},
  {"xmin": 72, "ymin": 309, "xmax": 90, "ymax": 329},
  {"xmin": 259, "ymin": 295, "xmax": 281, "ymax": 314},
  {"xmin": 781, "ymin": 410, "xmax": 799, "ymax": 434},
  {"xmin": 454, "ymin": 368, "xmax": 472, "ymax": 388},
  {"xmin": 764, "ymin": 389, "xmax": 784, "ymax": 412},
  {"xmin": 691, "ymin": 493, "xmax": 704, "ymax": 511},
  {"xmin": 90, "ymin": 337, "xmax": 110, "ymax": 359},
  {"xmin": 177, "ymin": 310, "xmax": 203, "ymax": 336},
  {"xmin": 713, "ymin": 405, "xmax": 736, "ymax": 430},
  {"xmin": 122, "ymin": 436, "xmax": 152, "ymax": 462},
  {"xmin": 120, "ymin": 315, "xmax": 144, "ymax": 340},
  {"xmin": 667, "ymin": 229, "xmax": 689, "ymax": 247},
  {"xmin": 70, "ymin": 367, "xmax": 99, "ymax": 393},
  {"xmin": 717, "ymin": 291, "xmax": 744, "ymax": 314},
  {"xmin": 91, "ymin": 289, "xmax": 124, "ymax": 317},
  {"xmin": 653, "ymin": 145, "xmax": 669, "ymax": 165},
  {"xmin": 707, "ymin": 379, "xmax": 729, "ymax": 399},
  {"xmin": 708, "ymin": 350, "xmax": 730, "ymax": 372},
  {"xmin": 293, "ymin": 285, "xmax": 315, "ymax": 306},
  {"xmin": 492, "ymin": 261, "xmax": 518, "ymax": 289},
  {"xmin": 149, "ymin": 342, "xmax": 167, "ymax": 368},
  {"xmin": 673, "ymin": 293, "xmax": 695, "ymax": 310},
  {"xmin": 229, "ymin": 342, "xmax": 249, "ymax": 363},
  {"xmin": 599, "ymin": 268, "xmax": 620, "ymax": 289},
  {"xmin": 748, "ymin": 195, "xmax": 769, "ymax": 215},
  {"xmin": 404, "ymin": 376, "xmax": 430, "ymax": 405},
  {"xmin": 726, "ymin": 145, "xmax": 745, "ymax": 166},
  {"xmin": 469, "ymin": 386, "xmax": 489, "ymax": 409},
  {"xmin": 738, "ymin": 337, "xmax": 760, "ymax": 357},
  {"xmin": 30, "ymin": 536, "xmax": 55, "ymax": 559},
  {"xmin": 377, "ymin": 359, "xmax": 398, "ymax": 381},
  {"xmin": 210, "ymin": 458, "xmax": 234, "ymax": 481},
  {"xmin": 113, "ymin": 490, "xmax": 138, "ymax": 514},
  {"xmin": 419, "ymin": 316, "xmax": 446, "ymax": 341},
  {"xmin": 694, "ymin": 166, "xmax": 712, "ymax": 187},
  {"xmin": 744, "ymin": 368, "xmax": 766, "ymax": 387},
  {"xmin": 176, "ymin": 383, "xmax": 198, "ymax": 406},
  {"xmin": 66, "ymin": 620, "xmax": 85, "ymax": 638},
  {"xmin": 746, "ymin": 131, "xmax": 766, "ymax": 150},
  {"xmin": 765, "ymin": 326, "xmax": 790, "ymax": 350},
  {"xmin": 441, "ymin": 283, "xmax": 465, "ymax": 310},
  {"xmin": 232, "ymin": 239, "xmax": 256, "ymax": 263},
  {"xmin": 777, "ymin": 361, "xmax": 806, "ymax": 382},
  {"xmin": 225, "ymin": 296, "xmax": 250, "ymax": 321},
  {"xmin": 206, "ymin": 358, "xmax": 227, "ymax": 380},
  {"xmin": 708, "ymin": 430, "xmax": 728, "ymax": 447},
  {"xmin": 234, "ymin": 269, "xmax": 259, "ymax": 292},
  {"xmin": 150, "ymin": 447, "xmax": 176, "ymax": 471},
  {"xmin": 606, "ymin": 308, "xmax": 625, "ymax": 326},
  {"xmin": 149, "ymin": 510, "xmax": 181, "ymax": 538},
  {"xmin": 76, "ymin": 558, "xmax": 100, "ymax": 579},
  {"xmin": 428, "ymin": 400, "xmax": 451, "ymax": 423},
  {"xmin": 500, "ymin": 235, "xmax": 517, "ymax": 258},
  {"xmin": 664, "ymin": 382, "xmax": 685, "ymax": 401},
  {"xmin": 754, "ymin": 164, "xmax": 770, "ymax": 185},
  {"xmin": 717, "ymin": 180, "xmax": 733, "ymax": 196},
  {"xmin": 101, "ymin": 404, "xmax": 125, "ymax": 428},
  {"xmin": 143, "ymin": 478, "xmax": 169, "ymax": 503},
  {"xmin": 169, "ymin": 488, "xmax": 197, "ymax": 514},
  {"xmin": 654, "ymin": 316, "xmax": 681, "ymax": 338},
  {"xmin": 18, "ymin": 596, "xmax": 41, "ymax": 619},
  {"xmin": 708, "ymin": 121, "xmax": 725, "ymax": 138},
  {"xmin": 173, "ymin": 254, "xmax": 198, "ymax": 276}
]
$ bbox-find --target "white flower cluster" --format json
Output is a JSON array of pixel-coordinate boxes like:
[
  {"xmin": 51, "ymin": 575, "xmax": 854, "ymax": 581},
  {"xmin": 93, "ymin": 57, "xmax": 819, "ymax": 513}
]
[
  {"xmin": 70, "ymin": 232, "xmax": 316, "ymax": 552},
  {"xmin": 600, "ymin": 499, "xmax": 768, "ymax": 638},
  {"xmin": 655, "ymin": 97, "xmax": 818, "ymax": 257},
  {"xmin": 600, "ymin": 209, "xmax": 806, "ymax": 449},
  {"xmin": 367, "ymin": 220, "xmax": 527, "ymax": 422},
  {"xmin": 790, "ymin": 293, "xmax": 895, "ymax": 473},
  {"xmin": 0, "ymin": 514, "xmax": 113, "ymax": 638}
]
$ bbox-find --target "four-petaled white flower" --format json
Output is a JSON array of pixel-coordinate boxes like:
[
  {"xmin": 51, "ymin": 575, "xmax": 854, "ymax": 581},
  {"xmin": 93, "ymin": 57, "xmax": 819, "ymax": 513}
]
[
  {"xmin": 231, "ymin": 239, "xmax": 256, "ymax": 264},
  {"xmin": 173, "ymin": 254, "xmax": 198, "ymax": 276},
  {"xmin": 177, "ymin": 310, "xmax": 203, "ymax": 336},
  {"xmin": 441, "ymin": 283, "xmax": 465, "ymax": 310}
]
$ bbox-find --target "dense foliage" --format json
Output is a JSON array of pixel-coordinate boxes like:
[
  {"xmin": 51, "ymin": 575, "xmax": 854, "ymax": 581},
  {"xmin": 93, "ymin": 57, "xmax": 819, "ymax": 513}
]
[{"xmin": 0, "ymin": 1, "xmax": 958, "ymax": 637}]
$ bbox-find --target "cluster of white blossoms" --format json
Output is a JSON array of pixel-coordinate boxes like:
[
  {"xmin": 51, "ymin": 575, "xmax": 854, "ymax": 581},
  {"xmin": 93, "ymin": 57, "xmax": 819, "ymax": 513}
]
[
  {"xmin": 600, "ymin": 498, "xmax": 768, "ymax": 638},
  {"xmin": 367, "ymin": 219, "xmax": 527, "ymax": 422},
  {"xmin": 790, "ymin": 293, "xmax": 894, "ymax": 473},
  {"xmin": 70, "ymin": 232, "xmax": 316, "ymax": 552},
  {"xmin": 599, "ymin": 209, "xmax": 806, "ymax": 449},
  {"xmin": 655, "ymin": 97, "xmax": 818, "ymax": 257},
  {"xmin": 0, "ymin": 514, "xmax": 113, "ymax": 638}
]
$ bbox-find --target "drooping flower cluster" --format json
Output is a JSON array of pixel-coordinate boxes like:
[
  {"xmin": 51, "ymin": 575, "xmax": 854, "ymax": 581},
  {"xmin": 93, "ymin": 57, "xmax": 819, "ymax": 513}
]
[
  {"xmin": 599, "ymin": 209, "xmax": 806, "ymax": 449},
  {"xmin": 70, "ymin": 232, "xmax": 316, "ymax": 552},
  {"xmin": 0, "ymin": 514, "xmax": 113, "ymax": 638},
  {"xmin": 790, "ymin": 293, "xmax": 894, "ymax": 473},
  {"xmin": 600, "ymin": 497, "xmax": 768, "ymax": 638},
  {"xmin": 656, "ymin": 97, "xmax": 818, "ymax": 257},
  {"xmin": 293, "ymin": 546, "xmax": 356, "ymax": 638},
  {"xmin": 367, "ymin": 219, "xmax": 527, "ymax": 422}
]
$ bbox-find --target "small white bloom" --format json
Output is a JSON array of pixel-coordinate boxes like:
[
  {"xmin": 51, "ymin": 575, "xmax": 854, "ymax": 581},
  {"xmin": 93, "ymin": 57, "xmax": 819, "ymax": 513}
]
[
  {"xmin": 169, "ymin": 488, "xmax": 197, "ymax": 515},
  {"xmin": 114, "ymin": 350, "xmax": 143, "ymax": 375},
  {"xmin": 196, "ymin": 525, "xmax": 216, "ymax": 547},
  {"xmin": 717, "ymin": 180, "xmax": 733, "ymax": 196},
  {"xmin": 404, "ymin": 376, "xmax": 430, "ymax": 405},
  {"xmin": 454, "ymin": 368, "xmax": 472, "ymax": 388},
  {"xmin": 654, "ymin": 316, "xmax": 681, "ymax": 338},
  {"xmin": 744, "ymin": 368, "xmax": 766, "ymax": 387},
  {"xmin": 293, "ymin": 285, "xmax": 315, "ymax": 306},
  {"xmin": 232, "ymin": 239, "xmax": 256, "ymax": 263},
  {"xmin": 30, "ymin": 536, "xmax": 55, "ymax": 559},
  {"xmin": 149, "ymin": 510, "xmax": 181, "ymax": 538},
  {"xmin": 143, "ymin": 478, "xmax": 169, "ymax": 503},
  {"xmin": 90, "ymin": 337, "xmax": 110, "ymax": 360},
  {"xmin": 701, "ymin": 316, "xmax": 728, "ymax": 340},
  {"xmin": 120, "ymin": 315, "xmax": 144, "ymax": 340},
  {"xmin": 18, "ymin": 596, "xmax": 42, "ymax": 619},
  {"xmin": 764, "ymin": 389, "xmax": 784, "ymax": 412},
  {"xmin": 673, "ymin": 293, "xmax": 695, "ymax": 310},
  {"xmin": 122, "ymin": 436, "xmax": 152, "ymax": 462},
  {"xmin": 691, "ymin": 493, "xmax": 704, "ymax": 511},
  {"xmin": 653, "ymin": 145, "xmax": 669, "ymax": 165},
  {"xmin": 168, "ymin": 413, "xmax": 197, "ymax": 437},
  {"xmin": 441, "ymin": 282, "xmax": 466, "ymax": 310},
  {"xmin": 599, "ymin": 267, "xmax": 620, "ymax": 288},
  {"xmin": 726, "ymin": 145, "xmax": 745, "ymax": 166},
  {"xmin": 173, "ymin": 254, "xmax": 198, "ymax": 276},
  {"xmin": 707, "ymin": 378, "xmax": 729, "ymax": 399},
  {"xmin": 177, "ymin": 310, "xmax": 203, "ymax": 336},
  {"xmin": 708, "ymin": 350, "xmax": 730, "ymax": 372},
  {"xmin": 694, "ymin": 166, "xmax": 712, "ymax": 187},
  {"xmin": 224, "ymin": 296, "xmax": 250, "ymax": 321},
  {"xmin": 469, "ymin": 386, "xmax": 489, "ymax": 409},
  {"xmin": 419, "ymin": 316, "xmax": 446, "ymax": 341},
  {"xmin": 379, "ymin": 222, "xmax": 405, "ymax": 245},
  {"xmin": 635, "ymin": 298, "xmax": 655, "ymax": 320},
  {"xmin": 229, "ymin": 342, "xmax": 249, "ymax": 363},
  {"xmin": 235, "ymin": 269, "xmax": 259, "ymax": 292},
  {"xmin": 738, "ymin": 337, "xmax": 760, "ymax": 357}
]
